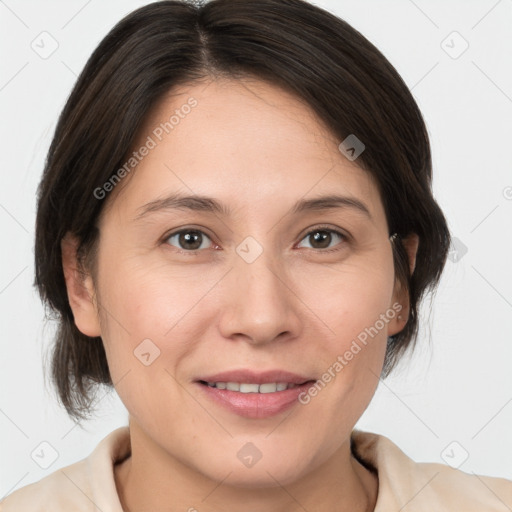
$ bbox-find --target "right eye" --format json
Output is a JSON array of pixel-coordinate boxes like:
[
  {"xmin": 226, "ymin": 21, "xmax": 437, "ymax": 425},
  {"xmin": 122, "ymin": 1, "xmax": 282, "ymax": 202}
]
[{"xmin": 165, "ymin": 229, "xmax": 215, "ymax": 252}]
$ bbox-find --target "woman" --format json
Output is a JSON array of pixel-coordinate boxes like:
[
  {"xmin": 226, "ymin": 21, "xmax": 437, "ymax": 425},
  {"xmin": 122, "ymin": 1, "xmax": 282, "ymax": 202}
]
[{"xmin": 2, "ymin": 0, "xmax": 511, "ymax": 510}]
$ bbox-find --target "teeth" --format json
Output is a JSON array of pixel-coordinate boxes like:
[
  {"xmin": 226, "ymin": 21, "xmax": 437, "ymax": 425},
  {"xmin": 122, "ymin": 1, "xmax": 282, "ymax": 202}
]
[
  {"xmin": 259, "ymin": 383, "xmax": 277, "ymax": 393},
  {"xmin": 239, "ymin": 383, "xmax": 260, "ymax": 393},
  {"xmin": 205, "ymin": 381, "xmax": 300, "ymax": 393}
]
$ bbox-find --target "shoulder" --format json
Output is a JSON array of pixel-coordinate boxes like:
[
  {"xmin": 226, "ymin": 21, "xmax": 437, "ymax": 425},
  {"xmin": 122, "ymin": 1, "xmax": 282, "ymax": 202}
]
[
  {"xmin": 0, "ymin": 459, "xmax": 91, "ymax": 512},
  {"xmin": 351, "ymin": 430, "xmax": 512, "ymax": 511},
  {"xmin": 0, "ymin": 426, "xmax": 130, "ymax": 512}
]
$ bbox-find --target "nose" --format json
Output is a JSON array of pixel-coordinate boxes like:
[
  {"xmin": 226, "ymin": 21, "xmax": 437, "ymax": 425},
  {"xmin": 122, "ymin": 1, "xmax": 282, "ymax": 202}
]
[{"xmin": 217, "ymin": 248, "xmax": 303, "ymax": 346}]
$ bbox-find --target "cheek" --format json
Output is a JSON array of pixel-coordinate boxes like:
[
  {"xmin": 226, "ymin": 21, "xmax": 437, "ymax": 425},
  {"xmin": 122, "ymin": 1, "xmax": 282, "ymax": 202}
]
[
  {"xmin": 93, "ymin": 250, "xmax": 226, "ymax": 404},
  {"xmin": 97, "ymin": 250, "xmax": 212, "ymax": 340},
  {"xmin": 294, "ymin": 245, "xmax": 396, "ymax": 343},
  {"xmin": 296, "ymin": 247, "xmax": 395, "ymax": 400},
  {"xmin": 93, "ymin": 259, "xmax": 199, "ymax": 430},
  {"xmin": 92, "ymin": 256, "xmax": 186, "ymax": 384}
]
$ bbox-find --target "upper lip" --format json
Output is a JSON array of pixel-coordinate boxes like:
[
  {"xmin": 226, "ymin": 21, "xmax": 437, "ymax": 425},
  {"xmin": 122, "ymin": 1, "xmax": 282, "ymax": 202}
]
[{"xmin": 197, "ymin": 369, "xmax": 314, "ymax": 385}]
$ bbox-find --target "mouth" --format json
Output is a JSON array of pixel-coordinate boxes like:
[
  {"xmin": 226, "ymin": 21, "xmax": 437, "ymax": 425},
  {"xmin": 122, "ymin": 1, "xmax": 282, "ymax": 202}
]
[
  {"xmin": 195, "ymin": 369, "xmax": 317, "ymax": 419},
  {"xmin": 198, "ymin": 380, "xmax": 310, "ymax": 392}
]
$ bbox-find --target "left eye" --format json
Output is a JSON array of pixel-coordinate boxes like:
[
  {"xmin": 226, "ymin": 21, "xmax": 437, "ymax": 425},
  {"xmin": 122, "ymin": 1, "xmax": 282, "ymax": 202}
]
[
  {"xmin": 166, "ymin": 229, "xmax": 213, "ymax": 251},
  {"xmin": 297, "ymin": 228, "xmax": 346, "ymax": 251}
]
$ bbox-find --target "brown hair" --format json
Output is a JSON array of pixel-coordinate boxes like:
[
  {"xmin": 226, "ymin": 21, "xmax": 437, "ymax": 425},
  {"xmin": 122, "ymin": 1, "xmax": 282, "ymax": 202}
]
[{"xmin": 34, "ymin": 0, "xmax": 450, "ymax": 422}]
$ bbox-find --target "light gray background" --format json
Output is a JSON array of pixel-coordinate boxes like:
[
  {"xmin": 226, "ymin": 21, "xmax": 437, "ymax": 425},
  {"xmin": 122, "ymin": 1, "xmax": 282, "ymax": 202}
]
[{"xmin": 1, "ymin": 0, "xmax": 511, "ymax": 498}]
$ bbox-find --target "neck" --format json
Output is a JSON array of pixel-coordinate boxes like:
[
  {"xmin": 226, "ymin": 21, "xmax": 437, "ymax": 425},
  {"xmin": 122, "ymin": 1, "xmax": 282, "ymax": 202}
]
[{"xmin": 114, "ymin": 419, "xmax": 378, "ymax": 512}]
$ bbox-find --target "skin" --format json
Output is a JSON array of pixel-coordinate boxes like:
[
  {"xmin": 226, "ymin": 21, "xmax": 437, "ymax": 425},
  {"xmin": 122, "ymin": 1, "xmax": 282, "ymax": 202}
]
[{"xmin": 62, "ymin": 77, "xmax": 419, "ymax": 512}]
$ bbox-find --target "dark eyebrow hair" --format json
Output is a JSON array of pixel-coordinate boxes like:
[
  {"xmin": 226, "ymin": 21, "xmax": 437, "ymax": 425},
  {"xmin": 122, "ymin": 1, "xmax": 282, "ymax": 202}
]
[
  {"xmin": 291, "ymin": 194, "xmax": 371, "ymax": 218},
  {"xmin": 135, "ymin": 193, "xmax": 231, "ymax": 219},
  {"xmin": 134, "ymin": 192, "xmax": 372, "ymax": 220}
]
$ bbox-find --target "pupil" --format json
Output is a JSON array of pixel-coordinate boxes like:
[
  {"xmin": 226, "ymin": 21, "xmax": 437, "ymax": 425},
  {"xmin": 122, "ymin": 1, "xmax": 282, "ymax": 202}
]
[
  {"xmin": 180, "ymin": 231, "xmax": 201, "ymax": 250},
  {"xmin": 312, "ymin": 231, "xmax": 330, "ymax": 249}
]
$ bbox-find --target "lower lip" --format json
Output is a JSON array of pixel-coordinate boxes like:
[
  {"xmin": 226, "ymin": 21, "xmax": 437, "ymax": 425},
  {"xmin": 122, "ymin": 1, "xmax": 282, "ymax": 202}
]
[{"xmin": 196, "ymin": 381, "xmax": 315, "ymax": 419}]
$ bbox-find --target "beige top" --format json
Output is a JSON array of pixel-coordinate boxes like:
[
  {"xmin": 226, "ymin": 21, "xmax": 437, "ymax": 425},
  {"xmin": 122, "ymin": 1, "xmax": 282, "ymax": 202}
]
[{"xmin": 1, "ymin": 427, "xmax": 511, "ymax": 511}]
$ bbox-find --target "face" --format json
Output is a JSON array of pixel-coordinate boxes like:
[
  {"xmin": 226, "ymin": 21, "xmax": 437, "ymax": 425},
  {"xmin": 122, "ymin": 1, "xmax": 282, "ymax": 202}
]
[{"xmin": 67, "ymin": 78, "xmax": 410, "ymax": 487}]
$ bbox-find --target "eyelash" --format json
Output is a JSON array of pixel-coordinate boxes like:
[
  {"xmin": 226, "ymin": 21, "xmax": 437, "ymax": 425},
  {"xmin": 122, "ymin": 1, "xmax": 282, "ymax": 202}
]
[{"xmin": 163, "ymin": 225, "xmax": 349, "ymax": 255}]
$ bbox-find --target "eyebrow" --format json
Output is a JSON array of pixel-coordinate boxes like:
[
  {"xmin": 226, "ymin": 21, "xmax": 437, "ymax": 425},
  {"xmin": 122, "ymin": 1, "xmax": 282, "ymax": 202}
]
[{"xmin": 134, "ymin": 192, "xmax": 372, "ymax": 220}]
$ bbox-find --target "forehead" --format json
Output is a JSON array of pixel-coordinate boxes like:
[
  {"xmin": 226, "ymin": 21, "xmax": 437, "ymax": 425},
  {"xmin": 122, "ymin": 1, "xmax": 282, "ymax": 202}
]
[{"xmin": 105, "ymin": 78, "xmax": 383, "ymax": 224}]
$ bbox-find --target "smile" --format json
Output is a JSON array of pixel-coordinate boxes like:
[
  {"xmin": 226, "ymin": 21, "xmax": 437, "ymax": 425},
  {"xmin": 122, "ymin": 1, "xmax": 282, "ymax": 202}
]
[
  {"xmin": 200, "ymin": 381, "xmax": 304, "ymax": 393},
  {"xmin": 195, "ymin": 370, "xmax": 316, "ymax": 419}
]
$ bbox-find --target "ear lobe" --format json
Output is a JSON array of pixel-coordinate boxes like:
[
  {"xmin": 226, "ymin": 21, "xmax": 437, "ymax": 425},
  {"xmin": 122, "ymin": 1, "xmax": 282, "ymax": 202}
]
[{"xmin": 61, "ymin": 234, "xmax": 101, "ymax": 337}]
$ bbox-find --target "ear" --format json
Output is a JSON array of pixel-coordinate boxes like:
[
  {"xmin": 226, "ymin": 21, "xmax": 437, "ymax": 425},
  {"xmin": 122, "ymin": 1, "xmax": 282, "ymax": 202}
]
[
  {"xmin": 388, "ymin": 233, "xmax": 419, "ymax": 337},
  {"xmin": 402, "ymin": 233, "xmax": 419, "ymax": 276},
  {"xmin": 61, "ymin": 234, "xmax": 101, "ymax": 337}
]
